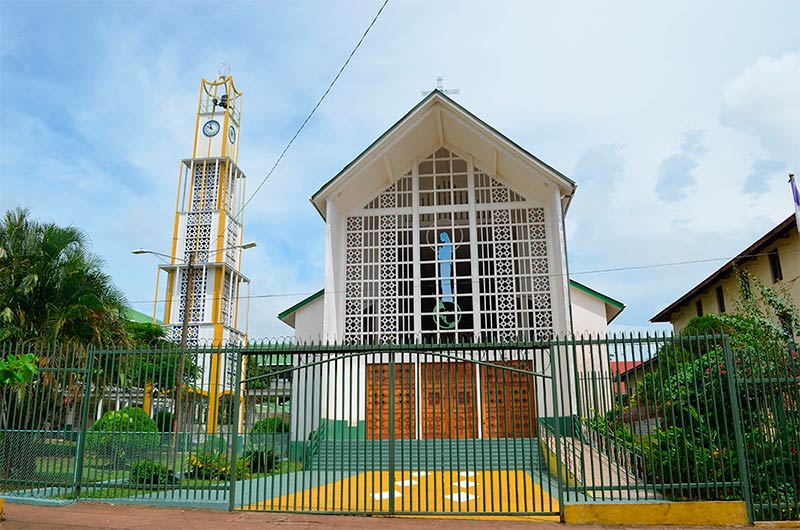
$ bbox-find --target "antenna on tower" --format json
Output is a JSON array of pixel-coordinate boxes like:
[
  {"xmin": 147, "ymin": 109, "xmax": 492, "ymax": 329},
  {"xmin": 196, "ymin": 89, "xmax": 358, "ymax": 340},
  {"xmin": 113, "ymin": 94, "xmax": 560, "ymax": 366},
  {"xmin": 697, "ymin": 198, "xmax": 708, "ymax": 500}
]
[
  {"xmin": 217, "ymin": 62, "xmax": 231, "ymax": 78},
  {"xmin": 421, "ymin": 75, "xmax": 460, "ymax": 96}
]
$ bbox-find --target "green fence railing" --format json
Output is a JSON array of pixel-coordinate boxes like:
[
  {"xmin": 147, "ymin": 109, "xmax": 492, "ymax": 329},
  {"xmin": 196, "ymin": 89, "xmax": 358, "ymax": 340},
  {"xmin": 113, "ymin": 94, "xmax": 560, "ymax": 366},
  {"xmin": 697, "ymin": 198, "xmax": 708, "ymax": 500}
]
[{"xmin": 1, "ymin": 335, "xmax": 798, "ymax": 521}]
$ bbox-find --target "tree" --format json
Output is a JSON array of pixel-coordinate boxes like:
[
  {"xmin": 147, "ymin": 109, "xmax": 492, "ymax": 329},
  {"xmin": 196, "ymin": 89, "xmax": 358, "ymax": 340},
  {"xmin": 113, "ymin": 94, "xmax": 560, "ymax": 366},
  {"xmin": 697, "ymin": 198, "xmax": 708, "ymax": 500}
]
[
  {"xmin": 587, "ymin": 269, "xmax": 799, "ymax": 520},
  {"xmin": 0, "ymin": 207, "xmax": 130, "ymax": 346}
]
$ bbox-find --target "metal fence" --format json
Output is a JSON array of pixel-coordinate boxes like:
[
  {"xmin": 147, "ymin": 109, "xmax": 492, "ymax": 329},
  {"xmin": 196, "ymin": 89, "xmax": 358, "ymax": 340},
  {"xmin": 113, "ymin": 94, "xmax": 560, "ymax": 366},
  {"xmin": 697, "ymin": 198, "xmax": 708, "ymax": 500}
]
[{"xmin": 1, "ymin": 334, "xmax": 798, "ymax": 521}]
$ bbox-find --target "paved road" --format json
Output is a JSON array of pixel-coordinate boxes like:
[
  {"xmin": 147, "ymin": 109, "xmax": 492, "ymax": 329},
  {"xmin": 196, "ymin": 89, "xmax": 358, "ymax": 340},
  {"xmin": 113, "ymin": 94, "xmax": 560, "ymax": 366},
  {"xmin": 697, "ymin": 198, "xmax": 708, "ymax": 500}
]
[{"xmin": 1, "ymin": 501, "xmax": 748, "ymax": 529}]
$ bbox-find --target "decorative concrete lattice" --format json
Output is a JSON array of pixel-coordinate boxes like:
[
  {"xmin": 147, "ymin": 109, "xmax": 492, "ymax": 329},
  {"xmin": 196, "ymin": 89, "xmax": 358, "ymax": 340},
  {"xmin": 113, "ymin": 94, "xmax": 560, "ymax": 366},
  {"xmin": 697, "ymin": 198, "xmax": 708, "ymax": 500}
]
[
  {"xmin": 191, "ymin": 162, "xmax": 219, "ymax": 211},
  {"xmin": 344, "ymin": 147, "xmax": 553, "ymax": 343},
  {"xmin": 185, "ymin": 212, "xmax": 212, "ymax": 263},
  {"xmin": 344, "ymin": 213, "xmax": 413, "ymax": 345},
  {"xmin": 178, "ymin": 266, "xmax": 207, "ymax": 323}
]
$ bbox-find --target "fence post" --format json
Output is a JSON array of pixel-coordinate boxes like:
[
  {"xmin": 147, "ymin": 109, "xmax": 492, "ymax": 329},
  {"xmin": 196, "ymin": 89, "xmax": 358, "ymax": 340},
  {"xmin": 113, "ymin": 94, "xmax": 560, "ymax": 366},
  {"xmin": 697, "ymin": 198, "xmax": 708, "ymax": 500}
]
[
  {"xmin": 72, "ymin": 345, "xmax": 95, "ymax": 500},
  {"xmin": 549, "ymin": 339, "xmax": 565, "ymax": 517},
  {"xmin": 722, "ymin": 334, "xmax": 753, "ymax": 524},
  {"xmin": 228, "ymin": 349, "xmax": 244, "ymax": 512},
  {"xmin": 387, "ymin": 349, "xmax": 396, "ymax": 515}
]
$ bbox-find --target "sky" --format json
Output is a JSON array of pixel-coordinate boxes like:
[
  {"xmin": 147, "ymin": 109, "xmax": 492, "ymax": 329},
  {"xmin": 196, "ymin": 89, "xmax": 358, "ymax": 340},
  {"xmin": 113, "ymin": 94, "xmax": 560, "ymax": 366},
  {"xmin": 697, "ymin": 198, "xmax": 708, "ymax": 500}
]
[{"xmin": 1, "ymin": 0, "xmax": 798, "ymax": 340}]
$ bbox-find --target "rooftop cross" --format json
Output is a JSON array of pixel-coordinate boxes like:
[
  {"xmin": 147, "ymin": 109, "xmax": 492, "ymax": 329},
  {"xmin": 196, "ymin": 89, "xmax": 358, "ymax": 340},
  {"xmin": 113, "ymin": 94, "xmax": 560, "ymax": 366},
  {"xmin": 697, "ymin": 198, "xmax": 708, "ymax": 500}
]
[{"xmin": 421, "ymin": 75, "xmax": 460, "ymax": 96}]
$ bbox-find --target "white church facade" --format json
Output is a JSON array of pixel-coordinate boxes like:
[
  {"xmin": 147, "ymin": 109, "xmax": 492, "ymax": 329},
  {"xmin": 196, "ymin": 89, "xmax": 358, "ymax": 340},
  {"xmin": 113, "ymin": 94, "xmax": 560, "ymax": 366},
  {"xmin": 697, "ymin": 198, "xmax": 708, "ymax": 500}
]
[{"xmin": 277, "ymin": 91, "xmax": 624, "ymax": 441}]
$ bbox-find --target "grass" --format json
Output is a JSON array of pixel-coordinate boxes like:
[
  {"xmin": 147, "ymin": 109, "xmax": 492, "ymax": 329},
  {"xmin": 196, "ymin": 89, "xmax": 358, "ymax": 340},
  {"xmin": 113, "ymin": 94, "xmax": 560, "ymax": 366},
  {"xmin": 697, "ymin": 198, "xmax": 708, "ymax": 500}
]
[{"xmin": 52, "ymin": 461, "xmax": 305, "ymax": 499}]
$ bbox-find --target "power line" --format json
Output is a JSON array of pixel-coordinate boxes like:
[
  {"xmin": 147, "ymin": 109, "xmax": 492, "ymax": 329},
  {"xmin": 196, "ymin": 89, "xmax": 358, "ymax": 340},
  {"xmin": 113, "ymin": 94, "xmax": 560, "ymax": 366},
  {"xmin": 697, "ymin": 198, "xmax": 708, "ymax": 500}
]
[
  {"xmin": 127, "ymin": 248, "xmax": 799, "ymax": 306},
  {"xmin": 236, "ymin": 0, "xmax": 391, "ymax": 217}
]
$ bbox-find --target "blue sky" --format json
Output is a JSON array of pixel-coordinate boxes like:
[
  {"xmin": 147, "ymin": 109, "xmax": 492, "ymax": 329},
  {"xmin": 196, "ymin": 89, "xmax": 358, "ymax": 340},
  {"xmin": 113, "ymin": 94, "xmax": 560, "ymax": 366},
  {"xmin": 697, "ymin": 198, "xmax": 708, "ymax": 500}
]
[{"xmin": 1, "ymin": 0, "xmax": 798, "ymax": 339}]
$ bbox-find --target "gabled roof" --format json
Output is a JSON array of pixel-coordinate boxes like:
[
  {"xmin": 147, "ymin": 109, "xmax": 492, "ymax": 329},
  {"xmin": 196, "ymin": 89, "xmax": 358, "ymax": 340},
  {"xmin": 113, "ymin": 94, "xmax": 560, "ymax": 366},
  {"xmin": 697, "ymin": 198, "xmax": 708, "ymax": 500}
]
[
  {"xmin": 279, "ymin": 281, "xmax": 624, "ymax": 327},
  {"xmin": 311, "ymin": 90, "xmax": 577, "ymax": 219},
  {"xmin": 569, "ymin": 279, "xmax": 625, "ymax": 324},
  {"xmin": 650, "ymin": 214, "xmax": 797, "ymax": 323},
  {"xmin": 277, "ymin": 289, "xmax": 324, "ymax": 327}
]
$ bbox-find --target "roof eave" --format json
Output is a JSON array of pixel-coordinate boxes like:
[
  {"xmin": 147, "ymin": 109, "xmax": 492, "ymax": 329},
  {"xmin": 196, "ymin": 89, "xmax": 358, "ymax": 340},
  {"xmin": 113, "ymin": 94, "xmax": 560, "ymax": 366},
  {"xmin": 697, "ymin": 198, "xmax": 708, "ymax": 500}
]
[
  {"xmin": 277, "ymin": 289, "xmax": 325, "ymax": 327},
  {"xmin": 650, "ymin": 214, "xmax": 796, "ymax": 323},
  {"xmin": 311, "ymin": 90, "xmax": 577, "ymax": 220}
]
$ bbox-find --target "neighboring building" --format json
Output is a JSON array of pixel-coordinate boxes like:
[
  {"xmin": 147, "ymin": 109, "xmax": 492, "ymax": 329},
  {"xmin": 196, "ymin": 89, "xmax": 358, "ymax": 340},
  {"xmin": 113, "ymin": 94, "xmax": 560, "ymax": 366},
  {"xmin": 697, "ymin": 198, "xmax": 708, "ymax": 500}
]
[
  {"xmin": 276, "ymin": 90, "xmax": 625, "ymax": 441},
  {"xmin": 651, "ymin": 215, "xmax": 799, "ymax": 330}
]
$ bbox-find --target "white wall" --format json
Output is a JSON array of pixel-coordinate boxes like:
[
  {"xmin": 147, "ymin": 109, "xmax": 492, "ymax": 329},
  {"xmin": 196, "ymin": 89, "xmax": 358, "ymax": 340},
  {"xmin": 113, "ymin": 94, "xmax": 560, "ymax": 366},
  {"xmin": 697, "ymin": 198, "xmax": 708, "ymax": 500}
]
[{"xmin": 570, "ymin": 285, "xmax": 611, "ymax": 337}]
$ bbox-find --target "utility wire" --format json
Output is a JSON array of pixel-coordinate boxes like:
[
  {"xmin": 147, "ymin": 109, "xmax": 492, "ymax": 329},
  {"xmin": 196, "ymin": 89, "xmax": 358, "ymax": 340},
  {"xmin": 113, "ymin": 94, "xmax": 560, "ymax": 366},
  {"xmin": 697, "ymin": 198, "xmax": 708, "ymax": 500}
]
[
  {"xmin": 127, "ymin": 248, "xmax": 799, "ymax": 305},
  {"xmin": 236, "ymin": 0, "xmax": 391, "ymax": 217}
]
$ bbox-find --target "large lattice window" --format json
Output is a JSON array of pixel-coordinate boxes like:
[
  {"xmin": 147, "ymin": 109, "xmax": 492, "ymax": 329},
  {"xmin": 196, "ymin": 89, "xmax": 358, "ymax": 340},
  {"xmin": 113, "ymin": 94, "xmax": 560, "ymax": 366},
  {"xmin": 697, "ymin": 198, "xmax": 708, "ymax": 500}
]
[
  {"xmin": 344, "ymin": 214, "xmax": 414, "ymax": 344},
  {"xmin": 343, "ymin": 147, "xmax": 554, "ymax": 344}
]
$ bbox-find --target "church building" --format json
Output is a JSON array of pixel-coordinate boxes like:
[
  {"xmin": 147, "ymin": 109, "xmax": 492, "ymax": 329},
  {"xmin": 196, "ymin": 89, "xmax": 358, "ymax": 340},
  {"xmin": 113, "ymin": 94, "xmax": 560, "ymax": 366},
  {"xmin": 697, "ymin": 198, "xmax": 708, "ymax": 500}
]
[
  {"xmin": 278, "ymin": 90, "xmax": 624, "ymax": 441},
  {"xmin": 280, "ymin": 90, "xmax": 623, "ymax": 342}
]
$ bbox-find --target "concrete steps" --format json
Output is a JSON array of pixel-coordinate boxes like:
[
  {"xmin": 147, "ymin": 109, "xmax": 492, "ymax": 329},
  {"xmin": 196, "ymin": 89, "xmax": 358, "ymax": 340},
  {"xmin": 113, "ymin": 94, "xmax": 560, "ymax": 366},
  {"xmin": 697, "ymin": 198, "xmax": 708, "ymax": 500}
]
[{"xmin": 310, "ymin": 438, "xmax": 542, "ymax": 471}]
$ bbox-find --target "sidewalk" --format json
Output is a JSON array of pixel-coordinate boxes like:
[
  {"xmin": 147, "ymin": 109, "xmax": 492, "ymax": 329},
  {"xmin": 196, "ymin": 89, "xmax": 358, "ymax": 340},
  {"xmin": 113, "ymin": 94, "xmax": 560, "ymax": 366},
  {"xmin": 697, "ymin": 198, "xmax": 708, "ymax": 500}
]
[{"xmin": 1, "ymin": 501, "xmax": 747, "ymax": 530}]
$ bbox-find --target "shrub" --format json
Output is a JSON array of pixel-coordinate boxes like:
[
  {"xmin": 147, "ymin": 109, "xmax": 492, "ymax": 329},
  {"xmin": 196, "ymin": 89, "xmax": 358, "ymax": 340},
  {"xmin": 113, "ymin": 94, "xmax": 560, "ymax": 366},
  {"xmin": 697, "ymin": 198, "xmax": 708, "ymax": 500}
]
[
  {"xmin": 242, "ymin": 447, "xmax": 277, "ymax": 474},
  {"xmin": 250, "ymin": 417, "xmax": 289, "ymax": 435},
  {"xmin": 86, "ymin": 407, "xmax": 159, "ymax": 467},
  {"xmin": 154, "ymin": 410, "xmax": 174, "ymax": 433},
  {"xmin": 129, "ymin": 459, "xmax": 175, "ymax": 485},
  {"xmin": 186, "ymin": 449, "xmax": 251, "ymax": 481},
  {"xmin": 186, "ymin": 450, "xmax": 228, "ymax": 480}
]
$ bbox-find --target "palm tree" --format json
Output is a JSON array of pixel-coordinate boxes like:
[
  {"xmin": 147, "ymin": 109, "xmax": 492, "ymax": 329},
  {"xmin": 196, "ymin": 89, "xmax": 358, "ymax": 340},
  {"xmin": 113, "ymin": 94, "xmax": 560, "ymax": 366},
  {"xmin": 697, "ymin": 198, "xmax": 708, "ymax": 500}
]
[{"xmin": 0, "ymin": 207, "xmax": 130, "ymax": 346}]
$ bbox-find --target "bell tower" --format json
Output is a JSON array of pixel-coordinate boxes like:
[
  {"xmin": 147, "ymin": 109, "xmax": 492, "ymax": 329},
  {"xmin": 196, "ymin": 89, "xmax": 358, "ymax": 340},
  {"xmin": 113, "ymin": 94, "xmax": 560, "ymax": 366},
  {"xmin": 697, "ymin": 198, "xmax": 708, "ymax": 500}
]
[{"xmin": 158, "ymin": 74, "xmax": 250, "ymax": 432}]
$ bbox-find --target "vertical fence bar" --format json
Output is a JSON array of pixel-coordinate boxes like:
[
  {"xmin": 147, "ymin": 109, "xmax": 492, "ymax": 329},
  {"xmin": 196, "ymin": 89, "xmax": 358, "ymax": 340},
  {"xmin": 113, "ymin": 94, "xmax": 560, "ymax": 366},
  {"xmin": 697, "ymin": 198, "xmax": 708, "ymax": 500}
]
[
  {"xmin": 227, "ymin": 350, "xmax": 243, "ymax": 511},
  {"xmin": 387, "ymin": 349, "xmax": 396, "ymax": 514},
  {"xmin": 72, "ymin": 345, "xmax": 95, "ymax": 500},
  {"xmin": 723, "ymin": 333, "xmax": 754, "ymax": 523},
  {"xmin": 549, "ymin": 338, "xmax": 564, "ymax": 515}
]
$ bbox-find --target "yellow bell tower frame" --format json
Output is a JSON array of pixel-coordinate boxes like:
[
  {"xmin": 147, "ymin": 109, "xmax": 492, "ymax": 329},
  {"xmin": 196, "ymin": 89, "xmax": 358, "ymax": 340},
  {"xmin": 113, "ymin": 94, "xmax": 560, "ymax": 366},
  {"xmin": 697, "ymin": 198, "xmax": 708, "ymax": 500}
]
[{"xmin": 158, "ymin": 75, "xmax": 250, "ymax": 433}]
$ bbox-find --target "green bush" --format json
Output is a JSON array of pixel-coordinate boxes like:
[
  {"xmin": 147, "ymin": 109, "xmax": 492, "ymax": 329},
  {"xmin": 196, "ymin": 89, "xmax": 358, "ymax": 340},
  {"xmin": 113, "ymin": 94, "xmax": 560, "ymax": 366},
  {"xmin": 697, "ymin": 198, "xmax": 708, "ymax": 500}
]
[
  {"xmin": 250, "ymin": 417, "xmax": 289, "ymax": 435},
  {"xmin": 86, "ymin": 407, "xmax": 159, "ymax": 467},
  {"xmin": 154, "ymin": 410, "xmax": 174, "ymax": 433},
  {"xmin": 186, "ymin": 450, "xmax": 227, "ymax": 480},
  {"xmin": 129, "ymin": 459, "xmax": 175, "ymax": 485},
  {"xmin": 186, "ymin": 449, "xmax": 251, "ymax": 481},
  {"xmin": 242, "ymin": 447, "xmax": 277, "ymax": 474}
]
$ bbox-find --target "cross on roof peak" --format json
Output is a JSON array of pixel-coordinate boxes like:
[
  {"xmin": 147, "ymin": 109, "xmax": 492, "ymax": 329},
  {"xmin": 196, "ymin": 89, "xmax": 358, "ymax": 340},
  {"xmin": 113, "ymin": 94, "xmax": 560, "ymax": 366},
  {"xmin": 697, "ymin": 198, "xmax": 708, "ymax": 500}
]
[{"xmin": 421, "ymin": 75, "xmax": 460, "ymax": 97}]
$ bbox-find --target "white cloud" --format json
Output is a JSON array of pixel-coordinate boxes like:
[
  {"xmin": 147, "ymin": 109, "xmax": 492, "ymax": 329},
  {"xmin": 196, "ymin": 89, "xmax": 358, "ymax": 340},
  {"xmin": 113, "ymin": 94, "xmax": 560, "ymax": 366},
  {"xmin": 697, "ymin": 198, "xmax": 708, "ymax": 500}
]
[{"xmin": 722, "ymin": 51, "xmax": 800, "ymax": 160}]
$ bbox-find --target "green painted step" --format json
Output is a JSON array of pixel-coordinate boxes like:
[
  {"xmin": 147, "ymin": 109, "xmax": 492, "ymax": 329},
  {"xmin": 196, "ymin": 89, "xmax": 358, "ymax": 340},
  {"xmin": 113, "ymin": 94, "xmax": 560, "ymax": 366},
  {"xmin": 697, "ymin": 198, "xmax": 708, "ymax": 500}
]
[{"xmin": 310, "ymin": 438, "xmax": 542, "ymax": 471}]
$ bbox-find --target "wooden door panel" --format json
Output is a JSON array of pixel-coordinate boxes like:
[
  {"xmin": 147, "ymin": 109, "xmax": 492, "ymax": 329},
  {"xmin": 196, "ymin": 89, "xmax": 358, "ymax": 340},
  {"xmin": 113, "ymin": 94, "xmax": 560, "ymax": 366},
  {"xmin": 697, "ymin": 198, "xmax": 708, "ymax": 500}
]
[
  {"xmin": 421, "ymin": 362, "xmax": 477, "ymax": 439},
  {"xmin": 366, "ymin": 363, "xmax": 415, "ymax": 440},
  {"xmin": 481, "ymin": 360, "xmax": 536, "ymax": 438}
]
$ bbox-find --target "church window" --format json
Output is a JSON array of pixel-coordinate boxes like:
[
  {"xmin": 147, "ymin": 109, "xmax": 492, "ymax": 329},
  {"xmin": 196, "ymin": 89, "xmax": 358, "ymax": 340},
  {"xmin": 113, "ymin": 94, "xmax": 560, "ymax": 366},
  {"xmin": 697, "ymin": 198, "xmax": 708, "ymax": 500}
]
[
  {"xmin": 768, "ymin": 249, "xmax": 783, "ymax": 283},
  {"xmin": 344, "ymin": 147, "xmax": 553, "ymax": 344}
]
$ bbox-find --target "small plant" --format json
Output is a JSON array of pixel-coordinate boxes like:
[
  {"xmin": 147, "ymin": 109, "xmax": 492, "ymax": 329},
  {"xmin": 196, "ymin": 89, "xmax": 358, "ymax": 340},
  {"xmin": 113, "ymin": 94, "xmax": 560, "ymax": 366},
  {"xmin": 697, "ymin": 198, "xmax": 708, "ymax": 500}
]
[
  {"xmin": 242, "ymin": 447, "xmax": 277, "ymax": 474},
  {"xmin": 129, "ymin": 459, "xmax": 175, "ymax": 486},
  {"xmin": 186, "ymin": 449, "xmax": 252, "ymax": 480},
  {"xmin": 186, "ymin": 450, "xmax": 229, "ymax": 480}
]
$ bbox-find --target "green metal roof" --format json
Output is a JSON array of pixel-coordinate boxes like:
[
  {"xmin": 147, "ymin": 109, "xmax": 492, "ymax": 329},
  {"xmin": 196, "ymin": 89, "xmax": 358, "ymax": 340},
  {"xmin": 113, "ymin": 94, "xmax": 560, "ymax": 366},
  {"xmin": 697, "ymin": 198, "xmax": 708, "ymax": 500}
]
[
  {"xmin": 310, "ymin": 89, "xmax": 576, "ymax": 218},
  {"xmin": 122, "ymin": 307, "xmax": 162, "ymax": 325},
  {"xmin": 569, "ymin": 279, "xmax": 625, "ymax": 323},
  {"xmin": 569, "ymin": 280, "xmax": 624, "ymax": 309},
  {"xmin": 277, "ymin": 289, "xmax": 324, "ymax": 321},
  {"xmin": 278, "ymin": 282, "xmax": 625, "ymax": 325}
]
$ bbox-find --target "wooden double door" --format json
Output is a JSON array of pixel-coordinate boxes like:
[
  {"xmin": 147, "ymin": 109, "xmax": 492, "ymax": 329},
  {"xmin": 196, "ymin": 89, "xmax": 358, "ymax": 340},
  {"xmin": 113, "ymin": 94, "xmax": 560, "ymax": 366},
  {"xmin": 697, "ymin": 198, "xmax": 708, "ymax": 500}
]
[{"xmin": 366, "ymin": 360, "xmax": 536, "ymax": 440}]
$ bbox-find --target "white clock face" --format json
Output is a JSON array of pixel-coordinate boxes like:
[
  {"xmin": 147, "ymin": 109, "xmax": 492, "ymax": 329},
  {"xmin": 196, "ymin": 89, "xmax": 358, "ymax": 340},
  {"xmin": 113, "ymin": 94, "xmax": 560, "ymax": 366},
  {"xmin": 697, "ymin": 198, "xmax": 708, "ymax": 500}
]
[
  {"xmin": 202, "ymin": 120, "xmax": 220, "ymax": 137},
  {"xmin": 228, "ymin": 125, "xmax": 236, "ymax": 144}
]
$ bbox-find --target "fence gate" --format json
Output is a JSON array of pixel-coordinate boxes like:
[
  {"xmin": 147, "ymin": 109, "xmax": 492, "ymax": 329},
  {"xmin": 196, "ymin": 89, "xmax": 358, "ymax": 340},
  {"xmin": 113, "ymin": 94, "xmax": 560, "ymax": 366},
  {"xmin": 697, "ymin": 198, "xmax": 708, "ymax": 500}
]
[{"xmin": 233, "ymin": 343, "xmax": 561, "ymax": 516}]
